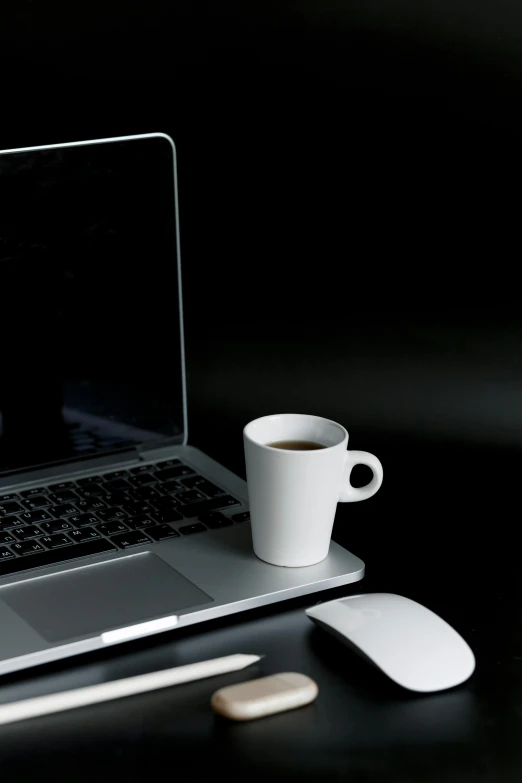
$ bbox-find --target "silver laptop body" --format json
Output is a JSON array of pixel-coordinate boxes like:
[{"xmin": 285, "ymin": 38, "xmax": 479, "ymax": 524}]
[{"xmin": 0, "ymin": 134, "xmax": 364, "ymax": 676}]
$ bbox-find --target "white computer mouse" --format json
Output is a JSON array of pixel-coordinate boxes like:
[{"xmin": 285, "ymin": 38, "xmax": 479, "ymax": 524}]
[{"xmin": 306, "ymin": 593, "xmax": 475, "ymax": 692}]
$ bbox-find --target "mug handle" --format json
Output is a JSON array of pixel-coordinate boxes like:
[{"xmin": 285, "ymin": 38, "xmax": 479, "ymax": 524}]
[{"xmin": 338, "ymin": 450, "xmax": 383, "ymax": 503}]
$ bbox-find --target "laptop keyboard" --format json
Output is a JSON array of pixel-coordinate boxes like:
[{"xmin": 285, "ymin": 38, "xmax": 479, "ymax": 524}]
[{"xmin": 0, "ymin": 459, "xmax": 249, "ymax": 577}]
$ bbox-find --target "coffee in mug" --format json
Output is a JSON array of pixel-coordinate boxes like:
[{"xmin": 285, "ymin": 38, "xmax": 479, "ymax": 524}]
[{"xmin": 266, "ymin": 440, "xmax": 326, "ymax": 451}]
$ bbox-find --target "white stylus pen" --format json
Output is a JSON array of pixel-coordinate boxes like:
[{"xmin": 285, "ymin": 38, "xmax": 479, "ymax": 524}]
[{"xmin": 0, "ymin": 654, "xmax": 262, "ymax": 727}]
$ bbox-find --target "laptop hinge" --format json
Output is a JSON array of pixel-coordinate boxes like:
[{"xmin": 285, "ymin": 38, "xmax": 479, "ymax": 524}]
[
  {"xmin": 0, "ymin": 440, "xmax": 184, "ymax": 487},
  {"xmin": 0, "ymin": 447, "xmax": 142, "ymax": 484},
  {"xmin": 137, "ymin": 437, "xmax": 184, "ymax": 455}
]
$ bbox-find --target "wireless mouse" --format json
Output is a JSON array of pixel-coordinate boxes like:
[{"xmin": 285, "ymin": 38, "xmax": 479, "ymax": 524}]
[{"xmin": 306, "ymin": 593, "xmax": 475, "ymax": 692}]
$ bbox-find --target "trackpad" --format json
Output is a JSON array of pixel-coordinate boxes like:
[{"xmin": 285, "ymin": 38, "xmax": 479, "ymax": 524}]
[{"xmin": 1, "ymin": 554, "xmax": 213, "ymax": 643}]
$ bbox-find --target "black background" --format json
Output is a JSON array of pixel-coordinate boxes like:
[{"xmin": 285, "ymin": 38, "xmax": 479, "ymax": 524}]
[{"xmin": 2, "ymin": 1, "xmax": 522, "ymax": 780}]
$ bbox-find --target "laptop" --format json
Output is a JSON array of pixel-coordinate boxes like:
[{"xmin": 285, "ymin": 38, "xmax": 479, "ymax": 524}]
[{"xmin": 0, "ymin": 133, "xmax": 364, "ymax": 677}]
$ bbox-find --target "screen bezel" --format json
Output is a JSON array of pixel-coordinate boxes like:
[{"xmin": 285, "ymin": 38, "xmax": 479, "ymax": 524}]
[{"xmin": 0, "ymin": 132, "xmax": 188, "ymax": 475}]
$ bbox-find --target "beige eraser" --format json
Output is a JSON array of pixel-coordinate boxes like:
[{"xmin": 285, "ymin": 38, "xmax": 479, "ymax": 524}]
[{"xmin": 211, "ymin": 672, "xmax": 318, "ymax": 721}]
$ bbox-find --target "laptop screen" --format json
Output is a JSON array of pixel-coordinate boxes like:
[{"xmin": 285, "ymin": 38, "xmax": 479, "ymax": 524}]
[{"xmin": 0, "ymin": 135, "xmax": 185, "ymax": 476}]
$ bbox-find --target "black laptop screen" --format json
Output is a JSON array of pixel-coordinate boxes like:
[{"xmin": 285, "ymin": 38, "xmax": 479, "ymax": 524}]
[{"xmin": 0, "ymin": 135, "xmax": 184, "ymax": 475}]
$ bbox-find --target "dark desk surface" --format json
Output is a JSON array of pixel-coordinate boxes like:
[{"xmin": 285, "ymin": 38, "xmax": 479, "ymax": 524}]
[{"xmin": 0, "ymin": 436, "xmax": 520, "ymax": 783}]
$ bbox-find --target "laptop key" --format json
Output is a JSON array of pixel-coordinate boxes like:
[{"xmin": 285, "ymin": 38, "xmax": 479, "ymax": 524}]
[
  {"xmin": 151, "ymin": 508, "xmax": 183, "ymax": 524},
  {"xmin": 40, "ymin": 534, "xmax": 73, "ymax": 549},
  {"xmin": 96, "ymin": 507, "xmax": 127, "ymax": 522},
  {"xmin": 49, "ymin": 490, "xmax": 79, "ymax": 504},
  {"xmin": 178, "ymin": 496, "xmax": 240, "ymax": 518},
  {"xmin": 104, "ymin": 479, "xmax": 131, "ymax": 492},
  {"xmin": 181, "ymin": 477, "xmax": 225, "ymax": 497},
  {"xmin": 198, "ymin": 512, "xmax": 233, "ymax": 529},
  {"xmin": 232, "ymin": 511, "xmax": 250, "ymax": 523},
  {"xmin": 103, "ymin": 470, "xmax": 130, "ymax": 480},
  {"xmin": 0, "ymin": 517, "xmax": 25, "ymax": 531},
  {"xmin": 77, "ymin": 497, "xmax": 107, "ymax": 511},
  {"xmin": 175, "ymin": 490, "xmax": 207, "ymax": 504},
  {"xmin": 155, "ymin": 466, "xmax": 193, "ymax": 481},
  {"xmin": 128, "ymin": 473, "xmax": 157, "ymax": 487},
  {"xmin": 196, "ymin": 481, "xmax": 225, "ymax": 498},
  {"xmin": 0, "ymin": 493, "xmax": 20, "ymax": 502},
  {"xmin": 0, "ymin": 532, "xmax": 16, "ymax": 544},
  {"xmin": 121, "ymin": 502, "xmax": 153, "ymax": 516},
  {"xmin": 48, "ymin": 481, "xmax": 76, "ymax": 492},
  {"xmin": 40, "ymin": 520, "xmax": 74, "ymax": 534},
  {"xmin": 130, "ymin": 486, "xmax": 163, "ymax": 502},
  {"xmin": 69, "ymin": 514, "xmax": 101, "ymax": 528},
  {"xmin": 156, "ymin": 480, "xmax": 183, "ymax": 494},
  {"xmin": 110, "ymin": 531, "xmax": 152, "ymax": 549},
  {"xmin": 15, "ymin": 525, "xmax": 43, "ymax": 540},
  {"xmin": 130, "ymin": 465, "xmax": 155, "ymax": 474},
  {"xmin": 178, "ymin": 476, "xmax": 202, "ymax": 490},
  {"xmin": 75, "ymin": 484, "xmax": 106, "ymax": 498},
  {"xmin": 69, "ymin": 527, "xmax": 101, "ymax": 542},
  {"xmin": 20, "ymin": 487, "xmax": 48, "ymax": 497},
  {"xmin": 97, "ymin": 521, "xmax": 129, "ymax": 536},
  {"xmin": 19, "ymin": 510, "xmax": 53, "ymax": 524},
  {"xmin": 50, "ymin": 504, "xmax": 78, "ymax": 517},
  {"xmin": 0, "ymin": 538, "xmax": 117, "ymax": 576},
  {"xmin": 76, "ymin": 475, "xmax": 106, "ymax": 486},
  {"xmin": 147, "ymin": 524, "xmax": 180, "ymax": 541},
  {"xmin": 99, "ymin": 492, "xmax": 133, "ymax": 506},
  {"xmin": 0, "ymin": 502, "xmax": 24, "ymax": 516},
  {"xmin": 75, "ymin": 498, "xmax": 107, "ymax": 513},
  {"xmin": 0, "ymin": 546, "xmax": 15, "ymax": 559},
  {"xmin": 11, "ymin": 540, "xmax": 45, "ymax": 556},
  {"xmin": 179, "ymin": 523, "xmax": 207, "ymax": 536},
  {"xmin": 125, "ymin": 515, "xmax": 156, "ymax": 530},
  {"xmin": 21, "ymin": 495, "xmax": 51, "ymax": 511},
  {"xmin": 151, "ymin": 495, "xmax": 180, "ymax": 509}
]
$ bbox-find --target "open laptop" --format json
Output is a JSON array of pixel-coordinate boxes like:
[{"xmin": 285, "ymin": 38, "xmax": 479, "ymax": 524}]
[{"xmin": 0, "ymin": 133, "xmax": 364, "ymax": 676}]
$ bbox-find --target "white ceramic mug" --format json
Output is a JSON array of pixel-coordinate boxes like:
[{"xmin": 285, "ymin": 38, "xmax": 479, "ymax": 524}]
[{"xmin": 243, "ymin": 413, "xmax": 383, "ymax": 567}]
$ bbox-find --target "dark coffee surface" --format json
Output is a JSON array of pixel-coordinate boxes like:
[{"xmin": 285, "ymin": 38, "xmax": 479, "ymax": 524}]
[{"xmin": 266, "ymin": 440, "xmax": 326, "ymax": 450}]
